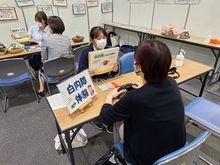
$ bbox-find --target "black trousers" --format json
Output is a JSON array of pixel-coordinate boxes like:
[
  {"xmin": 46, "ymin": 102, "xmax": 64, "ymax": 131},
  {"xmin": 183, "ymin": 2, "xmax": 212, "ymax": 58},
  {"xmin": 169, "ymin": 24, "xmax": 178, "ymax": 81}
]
[{"xmin": 28, "ymin": 53, "xmax": 43, "ymax": 71}]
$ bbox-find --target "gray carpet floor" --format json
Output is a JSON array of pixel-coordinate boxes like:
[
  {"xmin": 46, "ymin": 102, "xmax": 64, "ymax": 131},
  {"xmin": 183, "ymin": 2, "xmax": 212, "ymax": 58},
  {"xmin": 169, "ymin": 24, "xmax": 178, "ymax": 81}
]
[{"xmin": 0, "ymin": 75, "xmax": 220, "ymax": 165}]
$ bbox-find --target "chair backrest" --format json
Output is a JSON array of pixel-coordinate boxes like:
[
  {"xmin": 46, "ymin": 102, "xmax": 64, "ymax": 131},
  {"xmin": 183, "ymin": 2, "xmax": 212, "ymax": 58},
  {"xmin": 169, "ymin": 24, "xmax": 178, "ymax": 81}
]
[
  {"xmin": 119, "ymin": 52, "xmax": 134, "ymax": 75},
  {"xmin": 153, "ymin": 131, "xmax": 210, "ymax": 165},
  {"xmin": 0, "ymin": 58, "xmax": 28, "ymax": 79},
  {"xmin": 43, "ymin": 57, "xmax": 76, "ymax": 77},
  {"xmin": 72, "ymin": 44, "xmax": 89, "ymax": 62}
]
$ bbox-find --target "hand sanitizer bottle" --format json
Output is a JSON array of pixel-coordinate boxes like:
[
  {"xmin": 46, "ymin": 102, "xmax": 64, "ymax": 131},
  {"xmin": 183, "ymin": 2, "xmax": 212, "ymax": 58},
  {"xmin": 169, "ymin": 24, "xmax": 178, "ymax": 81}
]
[
  {"xmin": 175, "ymin": 49, "xmax": 185, "ymax": 66},
  {"xmin": 76, "ymin": 29, "xmax": 79, "ymax": 37},
  {"xmin": 204, "ymin": 32, "xmax": 211, "ymax": 44}
]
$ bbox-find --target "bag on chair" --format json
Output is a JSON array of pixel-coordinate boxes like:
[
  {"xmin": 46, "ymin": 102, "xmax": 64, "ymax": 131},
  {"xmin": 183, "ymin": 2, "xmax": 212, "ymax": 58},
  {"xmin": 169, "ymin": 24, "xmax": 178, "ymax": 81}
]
[
  {"xmin": 107, "ymin": 32, "xmax": 119, "ymax": 47},
  {"xmin": 95, "ymin": 145, "xmax": 127, "ymax": 165}
]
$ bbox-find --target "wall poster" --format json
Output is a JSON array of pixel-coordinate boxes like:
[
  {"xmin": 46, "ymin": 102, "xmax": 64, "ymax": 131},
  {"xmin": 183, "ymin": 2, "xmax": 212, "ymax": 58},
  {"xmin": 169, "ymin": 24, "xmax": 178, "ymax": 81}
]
[
  {"xmin": 37, "ymin": 5, "xmax": 54, "ymax": 17},
  {"xmin": 52, "ymin": 0, "xmax": 67, "ymax": 7},
  {"xmin": 15, "ymin": 0, "xmax": 35, "ymax": 7},
  {"xmin": 86, "ymin": 0, "xmax": 98, "ymax": 7},
  {"xmin": 174, "ymin": 0, "xmax": 200, "ymax": 5},
  {"xmin": 0, "ymin": 7, "xmax": 18, "ymax": 21},
  {"xmin": 72, "ymin": 3, "xmax": 86, "ymax": 15},
  {"xmin": 156, "ymin": 0, "xmax": 174, "ymax": 4},
  {"xmin": 101, "ymin": 2, "xmax": 112, "ymax": 13},
  {"xmin": 128, "ymin": 0, "xmax": 151, "ymax": 3}
]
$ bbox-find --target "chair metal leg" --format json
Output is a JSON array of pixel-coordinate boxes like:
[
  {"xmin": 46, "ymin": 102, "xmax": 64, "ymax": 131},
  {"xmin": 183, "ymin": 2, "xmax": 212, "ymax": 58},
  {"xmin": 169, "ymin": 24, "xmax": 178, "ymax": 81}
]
[
  {"xmin": 29, "ymin": 75, "xmax": 40, "ymax": 103},
  {"xmin": 25, "ymin": 59, "xmax": 37, "ymax": 80},
  {"xmin": 206, "ymin": 88, "xmax": 220, "ymax": 97},
  {"xmin": 4, "ymin": 93, "xmax": 8, "ymax": 112},
  {"xmin": 199, "ymin": 156, "xmax": 213, "ymax": 165},
  {"xmin": 29, "ymin": 69, "xmax": 36, "ymax": 80},
  {"xmin": 45, "ymin": 81, "xmax": 51, "ymax": 95},
  {"xmin": 0, "ymin": 87, "xmax": 8, "ymax": 112}
]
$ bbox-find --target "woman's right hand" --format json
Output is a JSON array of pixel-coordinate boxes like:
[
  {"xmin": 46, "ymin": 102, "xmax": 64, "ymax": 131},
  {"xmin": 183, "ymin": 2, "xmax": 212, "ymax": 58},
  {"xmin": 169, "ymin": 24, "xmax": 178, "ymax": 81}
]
[
  {"xmin": 29, "ymin": 39, "xmax": 38, "ymax": 44},
  {"xmin": 108, "ymin": 88, "xmax": 125, "ymax": 99},
  {"xmin": 11, "ymin": 34, "xmax": 17, "ymax": 40},
  {"xmin": 132, "ymin": 82, "xmax": 142, "ymax": 89},
  {"xmin": 88, "ymin": 69, "xmax": 95, "ymax": 77}
]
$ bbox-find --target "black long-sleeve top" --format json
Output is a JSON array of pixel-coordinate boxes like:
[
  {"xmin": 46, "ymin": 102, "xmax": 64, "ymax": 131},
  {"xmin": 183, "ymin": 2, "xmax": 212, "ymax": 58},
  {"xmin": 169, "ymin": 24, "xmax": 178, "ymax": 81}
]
[{"xmin": 99, "ymin": 77, "xmax": 186, "ymax": 165}]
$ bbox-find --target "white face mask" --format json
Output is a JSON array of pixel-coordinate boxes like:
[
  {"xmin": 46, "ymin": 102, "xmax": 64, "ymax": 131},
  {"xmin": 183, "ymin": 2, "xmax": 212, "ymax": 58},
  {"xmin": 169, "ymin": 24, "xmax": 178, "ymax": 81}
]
[
  {"xmin": 36, "ymin": 22, "xmax": 43, "ymax": 28},
  {"xmin": 95, "ymin": 39, "xmax": 107, "ymax": 50}
]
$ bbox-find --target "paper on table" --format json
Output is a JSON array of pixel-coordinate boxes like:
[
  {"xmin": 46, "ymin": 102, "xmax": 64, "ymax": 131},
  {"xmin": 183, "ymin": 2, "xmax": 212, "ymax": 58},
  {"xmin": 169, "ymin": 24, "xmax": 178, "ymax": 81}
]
[{"xmin": 46, "ymin": 93, "xmax": 66, "ymax": 111}]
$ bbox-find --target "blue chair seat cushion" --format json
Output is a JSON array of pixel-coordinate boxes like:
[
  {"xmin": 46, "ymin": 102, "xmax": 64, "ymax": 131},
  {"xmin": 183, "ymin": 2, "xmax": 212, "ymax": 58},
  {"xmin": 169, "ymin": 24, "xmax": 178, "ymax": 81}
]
[
  {"xmin": 0, "ymin": 72, "xmax": 29, "ymax": 86},
  {"xmin": 40, "ymin": 72, "xmax": 59, "ymax": 84},
  {"xmin": 185, "ymin": 97, "xmax": 220, "ymax": 133}
]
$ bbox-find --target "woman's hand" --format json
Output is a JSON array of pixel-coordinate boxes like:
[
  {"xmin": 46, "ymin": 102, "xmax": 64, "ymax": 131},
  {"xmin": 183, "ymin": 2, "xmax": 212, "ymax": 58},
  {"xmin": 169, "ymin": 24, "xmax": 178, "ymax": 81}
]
[
  {"xmin": 108, "ymin": 88, "xmax": 125, "ymax": 99},
  {"xmin": 29, "ymin": 39, "xmax": 38, "ymax": 44},
  {"xmin": 132, "ymin": 82, "xmax": 142, "ymax": 89},
  {"xmin": 105, "ymin": 88, "xmax": 125, "ymax": 104},
  {"xmin": 11, "ymin": 34, "xmax": 17, "ymax": 40},
  {"xmin": 111, "ymin": 62, "xmax": 118, "ymax": 72},
  {"xmin": 88, "ymin": 69, "xmax": 95, "ymax": 77}
]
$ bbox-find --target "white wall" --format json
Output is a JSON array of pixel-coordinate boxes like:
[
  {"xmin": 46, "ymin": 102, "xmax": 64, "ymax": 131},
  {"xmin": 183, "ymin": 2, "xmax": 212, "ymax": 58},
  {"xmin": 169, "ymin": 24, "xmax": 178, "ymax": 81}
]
[
  {"xmin": 112, "ymin": 0, "xmax": 220, "ymax": 68},
  {"xmin": 0, "ymin": 0, "xmax": 112, "ymax": 47},
  {"xmin": 2, "ymin": 0, "xmax": 219, "ymax": 69}
]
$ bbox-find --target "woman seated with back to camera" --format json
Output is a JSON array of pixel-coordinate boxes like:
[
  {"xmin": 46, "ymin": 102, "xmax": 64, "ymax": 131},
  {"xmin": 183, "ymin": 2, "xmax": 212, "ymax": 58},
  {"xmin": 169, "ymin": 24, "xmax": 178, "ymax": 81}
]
[
  {"xmin": 37, "ymin": 16, "xmax": 71, "ymax": 97},
  {"xmin": 99, "ymin": 40, "xmax": 186, "ymax": 164},
  {"xmin": 77, "ymin": 26, "xmax": 118, "ymax": 82}
]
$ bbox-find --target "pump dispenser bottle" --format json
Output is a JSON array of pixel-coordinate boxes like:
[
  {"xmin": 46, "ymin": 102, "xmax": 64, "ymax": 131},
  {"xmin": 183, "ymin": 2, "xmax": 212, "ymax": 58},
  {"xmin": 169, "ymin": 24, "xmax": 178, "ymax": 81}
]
[
  {"xmin": 204, "ymin": 32, "xmax": 211, "ymax": 44},
  {"xmin": 175, "ymin": 49, "xmax": 185, "ymax": 66},
  {"xmin": 76, "ymin": 29, "xmax": 79, "ymax": 37}
]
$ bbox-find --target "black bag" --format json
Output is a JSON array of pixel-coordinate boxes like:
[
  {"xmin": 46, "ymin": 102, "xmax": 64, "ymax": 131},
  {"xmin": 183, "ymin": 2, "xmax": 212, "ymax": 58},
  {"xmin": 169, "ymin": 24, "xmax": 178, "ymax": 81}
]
[{"xmin": 95, "ymin": 145, "xmax": 127, "ymax": 165}]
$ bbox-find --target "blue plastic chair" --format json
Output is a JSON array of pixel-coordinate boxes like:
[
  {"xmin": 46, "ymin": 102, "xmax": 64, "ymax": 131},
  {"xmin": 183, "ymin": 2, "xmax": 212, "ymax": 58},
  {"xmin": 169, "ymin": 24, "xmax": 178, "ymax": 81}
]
[
  {"xmin": 41, "ymin": 57, "xmax": 76, "ymax": 95},
  {"xmin": 185, "ymin": 97, "xmax": 220, "ymax": 137},
  {"xmin": 119, "ymin": 52, "xmax": 134, "ymax": 75},
  {"xmin": 184, "ymin": 97, "xmax": 220, "ymax": 164},
  {"xmin": 72, "ymin": 44, "xmax": 89, "ymax": 71},
  {"xmin": 115, "ymin": 131, "xmax": 210, "ymax": 165},
  {"xmin": 0, "ymin": 58, "xmax": 39, "ymax": 112},
  {"xmin": 72, "ymin": 44, "xmax": 89, "ymax": 62}
]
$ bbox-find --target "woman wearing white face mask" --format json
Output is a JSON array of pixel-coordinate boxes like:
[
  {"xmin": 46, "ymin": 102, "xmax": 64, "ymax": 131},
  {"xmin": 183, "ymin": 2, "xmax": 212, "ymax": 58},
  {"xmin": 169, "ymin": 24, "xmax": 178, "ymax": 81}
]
[
  {"xmin": 11, "ymin": 11, "xmax": 50, "ymax": 71},
  {"xmin": 11, "ymin": 11, "xmax": 50, "ymax": 45},
  {"xmin": 78, "ymin": 26, "xmax": 119, "ymax": 82},
  {"xmin": 27, "ymin": 11, "xmax": 51, "ymax": 71},
  {"xmin": 28, "ymin": 11, "xmax": 50, "ymax": 44}
]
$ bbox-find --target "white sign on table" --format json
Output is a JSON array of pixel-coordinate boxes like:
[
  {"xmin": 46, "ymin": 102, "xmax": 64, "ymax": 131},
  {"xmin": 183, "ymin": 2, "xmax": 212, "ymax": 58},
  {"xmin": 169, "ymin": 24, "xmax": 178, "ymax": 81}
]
[
  {"xmin": 88, "ymin": 47, "xmax": 119, "ymax": 75},
  {"xmin": 56, "ymin": 70, "xmax": 96, "ymax": 114}
]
